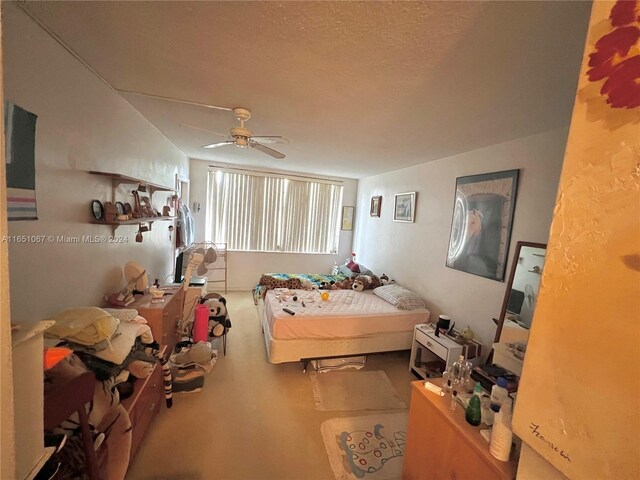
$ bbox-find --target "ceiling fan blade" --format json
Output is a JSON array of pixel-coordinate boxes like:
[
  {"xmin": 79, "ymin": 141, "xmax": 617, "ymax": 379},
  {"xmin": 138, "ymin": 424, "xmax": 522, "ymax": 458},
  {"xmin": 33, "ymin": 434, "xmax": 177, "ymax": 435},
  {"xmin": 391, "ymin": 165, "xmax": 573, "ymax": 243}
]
[
  {"xmin": 249, "ymin": 140, "xmax": 285, "ymax": 159},
  {"xmin": 250, "ymin": 136, "xmax": 290, "ymax": 145},
  {"xmin": 203, "ymin": 141, "xmax": 235, "ymax": 149},
  {"xmin": 117, "ymin": 89, "xmax": 233, "ymax": 111},
  {"xmin": 180, "ymin": 123, "xmax": 228, "ymax": 138}
]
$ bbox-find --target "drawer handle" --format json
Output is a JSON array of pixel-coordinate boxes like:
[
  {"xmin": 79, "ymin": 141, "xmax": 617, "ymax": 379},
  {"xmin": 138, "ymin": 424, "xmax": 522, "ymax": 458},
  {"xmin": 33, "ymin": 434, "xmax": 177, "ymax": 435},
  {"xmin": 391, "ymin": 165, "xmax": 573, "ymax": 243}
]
[{"xmin": 426, "ymin": 342, "xmax": 432, "ymax": 347}]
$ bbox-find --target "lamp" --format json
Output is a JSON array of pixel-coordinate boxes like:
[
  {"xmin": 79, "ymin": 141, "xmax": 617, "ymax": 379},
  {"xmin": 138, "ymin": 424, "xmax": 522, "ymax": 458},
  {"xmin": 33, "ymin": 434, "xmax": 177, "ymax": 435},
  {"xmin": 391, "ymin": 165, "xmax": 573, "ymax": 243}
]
[{"xmin": 235, "ymin": 136, "xmax": 249, "ymax": 148}]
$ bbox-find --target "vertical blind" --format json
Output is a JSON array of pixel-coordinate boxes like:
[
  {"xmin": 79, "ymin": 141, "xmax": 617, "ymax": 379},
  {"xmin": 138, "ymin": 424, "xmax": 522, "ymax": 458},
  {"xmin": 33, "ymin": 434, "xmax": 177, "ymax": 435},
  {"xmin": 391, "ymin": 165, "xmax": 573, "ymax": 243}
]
[{"xmin": 206, "ymin": 169, "xmax": 343, "ymax": 254}]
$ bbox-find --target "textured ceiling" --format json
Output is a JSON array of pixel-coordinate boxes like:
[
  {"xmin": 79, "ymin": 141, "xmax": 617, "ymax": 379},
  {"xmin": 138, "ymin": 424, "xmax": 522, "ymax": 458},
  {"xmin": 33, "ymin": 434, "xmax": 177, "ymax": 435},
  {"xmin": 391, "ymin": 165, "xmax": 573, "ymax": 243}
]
[{"xmin": 21, "ymin": 1, "xmax": 591, "ymax": 179}]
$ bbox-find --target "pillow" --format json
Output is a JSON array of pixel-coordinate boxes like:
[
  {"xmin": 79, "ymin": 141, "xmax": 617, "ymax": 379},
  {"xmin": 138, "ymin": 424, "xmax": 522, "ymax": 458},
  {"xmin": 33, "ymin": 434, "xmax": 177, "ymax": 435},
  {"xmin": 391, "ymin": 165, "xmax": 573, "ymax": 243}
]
[
  {"xmin": 373, "ymin": 284, "xmax": 426, "ymax": 310},
  {"xmin": 339, "ymin": 264, "xmax": 374, "ymax": 277},
  {"xmin": 346, "ymin": 259, "xmax": 360, "ymax": 273},
  {"xmin": 338, "ymin": 265, "xmax": 353, "ymax": 277}
]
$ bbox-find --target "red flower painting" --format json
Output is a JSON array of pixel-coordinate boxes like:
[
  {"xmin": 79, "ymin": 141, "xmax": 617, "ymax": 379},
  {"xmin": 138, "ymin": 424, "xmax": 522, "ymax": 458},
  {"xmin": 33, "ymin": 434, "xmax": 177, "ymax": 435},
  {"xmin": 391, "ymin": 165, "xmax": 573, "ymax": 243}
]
[{"xmin": 587, "ymin": 0, "xmax": 640, "ymax": 109}]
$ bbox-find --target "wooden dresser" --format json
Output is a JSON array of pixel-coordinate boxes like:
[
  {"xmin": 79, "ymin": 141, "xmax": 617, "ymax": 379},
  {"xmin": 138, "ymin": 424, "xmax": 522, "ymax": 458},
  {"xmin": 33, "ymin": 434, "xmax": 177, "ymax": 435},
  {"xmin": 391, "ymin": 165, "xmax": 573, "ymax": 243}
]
[
  {"xmin": 120, "ymin": 346, "xmax": 165, "ymax": 460},
  {"xmin": 128, "ymin": 286, "xmax": 185, "ymax": 355},
  {"xmin": 403, "ymin": 380, "xmax": 517, "ymax": 480}
]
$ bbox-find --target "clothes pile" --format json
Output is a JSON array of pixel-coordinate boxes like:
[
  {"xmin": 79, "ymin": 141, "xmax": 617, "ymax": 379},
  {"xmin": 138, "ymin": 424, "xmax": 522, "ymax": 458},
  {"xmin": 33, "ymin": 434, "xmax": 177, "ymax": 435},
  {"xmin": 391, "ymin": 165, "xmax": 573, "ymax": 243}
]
[
  {"xmin": 169, "ymin": 341, "xmax": 218, "ymax": 393},
  {"xmin": 43, "ymin": 307, "xmax": 172, "ymax": 480}
]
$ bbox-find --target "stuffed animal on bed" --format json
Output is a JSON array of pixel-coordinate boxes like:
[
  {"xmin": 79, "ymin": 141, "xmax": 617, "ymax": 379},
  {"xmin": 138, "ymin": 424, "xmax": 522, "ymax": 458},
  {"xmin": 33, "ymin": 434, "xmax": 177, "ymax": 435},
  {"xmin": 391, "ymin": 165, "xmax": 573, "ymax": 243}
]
[
  {"xmin": 200, "ymin": 293, "xmax": 231, "ymax": 338},
  {"xmin": 352, "ymin": 274, "xmax": 381, "ymax": 291},
  {"xmin": 335, "ymin": 277, "xmax": 354, "ymax": 290},
  {"xmin": 320, "ymin": 280, "xmax": 339, "ymax": 290}
]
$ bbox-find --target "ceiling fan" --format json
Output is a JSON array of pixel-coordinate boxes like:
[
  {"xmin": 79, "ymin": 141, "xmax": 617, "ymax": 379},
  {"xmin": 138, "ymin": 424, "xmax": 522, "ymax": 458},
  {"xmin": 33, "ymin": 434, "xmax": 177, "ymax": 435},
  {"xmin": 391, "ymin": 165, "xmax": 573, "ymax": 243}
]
[{"xmin": 117, "ymin": 90, "xmax": 287, "ymax": 159}]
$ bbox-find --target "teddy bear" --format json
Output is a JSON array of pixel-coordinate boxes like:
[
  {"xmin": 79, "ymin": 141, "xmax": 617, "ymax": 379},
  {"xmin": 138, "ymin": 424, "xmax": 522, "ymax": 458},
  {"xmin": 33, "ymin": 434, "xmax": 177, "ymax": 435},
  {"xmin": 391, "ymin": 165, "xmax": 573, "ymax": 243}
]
[
  {"xmin": 352, "ymin": 274, "xmax": 381, "ymax": 292},
  {"xmin": 200, "ymin": 293, "xmax": 231, "ymax": 338},
  {"xmin": 335, "ymin": 277, "xmax": 354, "ymax": 290}
]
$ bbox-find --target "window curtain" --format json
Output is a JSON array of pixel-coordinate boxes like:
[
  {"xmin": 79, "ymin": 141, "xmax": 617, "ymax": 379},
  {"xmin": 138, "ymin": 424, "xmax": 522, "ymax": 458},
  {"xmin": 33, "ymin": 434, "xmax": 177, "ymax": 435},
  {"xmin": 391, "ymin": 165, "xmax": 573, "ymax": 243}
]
[{"xmin": 206, "ymin": 169, "xmax": 342, "ymax": 254}]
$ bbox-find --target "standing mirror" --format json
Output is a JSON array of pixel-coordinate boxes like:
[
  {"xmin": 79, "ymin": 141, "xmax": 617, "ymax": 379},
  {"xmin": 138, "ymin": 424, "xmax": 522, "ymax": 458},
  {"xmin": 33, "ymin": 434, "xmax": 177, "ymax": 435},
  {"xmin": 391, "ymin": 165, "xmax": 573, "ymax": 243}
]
[{"xmin": 491, "ymin": 241, "xmax": 546, "ymax": 374}]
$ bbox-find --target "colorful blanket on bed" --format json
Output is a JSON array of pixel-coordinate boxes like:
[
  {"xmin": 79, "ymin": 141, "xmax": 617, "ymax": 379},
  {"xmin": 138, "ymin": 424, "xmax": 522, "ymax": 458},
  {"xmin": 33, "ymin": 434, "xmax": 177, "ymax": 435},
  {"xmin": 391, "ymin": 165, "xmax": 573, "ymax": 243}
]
[{"xmin": 254, "ymin": 272, "xmax": 346, "ymax": 304}]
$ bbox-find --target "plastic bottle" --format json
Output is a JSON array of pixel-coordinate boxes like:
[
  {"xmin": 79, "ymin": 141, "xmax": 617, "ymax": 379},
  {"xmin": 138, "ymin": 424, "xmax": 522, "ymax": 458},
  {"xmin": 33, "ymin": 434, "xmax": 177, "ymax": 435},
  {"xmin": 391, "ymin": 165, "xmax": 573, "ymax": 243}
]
[
  {"xmin": 465, "ymin": 382, "xmax": 483, "ymax": 426},
  {"xmin": 490, "ymin": 377, "xmax": 510, "ymax": 413},
  {"xmin": 490, "ymin": 397, "xmax": 513, "ymax": 461}
]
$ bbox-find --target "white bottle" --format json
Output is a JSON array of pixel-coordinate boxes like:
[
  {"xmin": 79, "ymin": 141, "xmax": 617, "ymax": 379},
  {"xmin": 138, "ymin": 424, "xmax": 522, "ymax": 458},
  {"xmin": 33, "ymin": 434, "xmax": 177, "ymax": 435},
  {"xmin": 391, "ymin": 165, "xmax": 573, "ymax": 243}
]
[
  {"xmin": 490, "ymin": 397, "xmax": 513, "ymax": 462},
  {"xmin": 490, "ymin": 377, "xmax": 510, "ymax": 413}
]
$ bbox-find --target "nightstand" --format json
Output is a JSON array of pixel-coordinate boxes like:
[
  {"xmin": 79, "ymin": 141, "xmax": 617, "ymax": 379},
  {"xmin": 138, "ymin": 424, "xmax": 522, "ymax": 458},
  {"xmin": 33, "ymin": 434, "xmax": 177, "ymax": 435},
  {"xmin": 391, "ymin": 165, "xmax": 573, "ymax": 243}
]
[
  {"xmin": 409, "ymin": 324, "xmax": 483, "ymax": 379},
  {"xmin": 409, "ymin": 324, "xmax": 463, "ymax": 379}
]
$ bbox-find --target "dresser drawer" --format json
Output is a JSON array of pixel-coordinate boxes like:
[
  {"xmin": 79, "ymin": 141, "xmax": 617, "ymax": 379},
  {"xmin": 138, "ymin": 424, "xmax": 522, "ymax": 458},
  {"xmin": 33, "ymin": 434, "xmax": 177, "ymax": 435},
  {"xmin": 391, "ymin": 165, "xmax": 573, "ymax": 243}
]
[
  {"xmin": 415, "ymin": 328, "xmax": 448, "ymax": 362},
  {"xmin": 126, "ymin": 363, "xmax": 162, "ymax": 460}
]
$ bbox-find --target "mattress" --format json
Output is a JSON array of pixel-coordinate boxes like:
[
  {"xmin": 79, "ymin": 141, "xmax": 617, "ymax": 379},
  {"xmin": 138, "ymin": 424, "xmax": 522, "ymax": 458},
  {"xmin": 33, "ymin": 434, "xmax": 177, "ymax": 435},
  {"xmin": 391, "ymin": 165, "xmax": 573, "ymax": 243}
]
[{"xmin": 264, "ymin": 289, "xmax": 429, "ymax": 340}]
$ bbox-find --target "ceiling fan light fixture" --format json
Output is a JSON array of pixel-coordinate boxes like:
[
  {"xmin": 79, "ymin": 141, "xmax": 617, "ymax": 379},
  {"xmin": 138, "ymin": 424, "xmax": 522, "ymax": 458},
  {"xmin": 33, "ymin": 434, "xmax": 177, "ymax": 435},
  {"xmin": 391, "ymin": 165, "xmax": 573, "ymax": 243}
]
[{"xmin": 235, "ymin": 136, "xmax": 249, "ymax": 148}]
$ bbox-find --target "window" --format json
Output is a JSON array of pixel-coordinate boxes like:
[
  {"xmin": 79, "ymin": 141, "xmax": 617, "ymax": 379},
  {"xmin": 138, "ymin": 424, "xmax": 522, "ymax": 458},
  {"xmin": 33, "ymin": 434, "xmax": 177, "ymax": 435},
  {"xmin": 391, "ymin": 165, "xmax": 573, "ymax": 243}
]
[{"xmin": 206, "ymin": 168, "xmax": 343, "ymax": 254}]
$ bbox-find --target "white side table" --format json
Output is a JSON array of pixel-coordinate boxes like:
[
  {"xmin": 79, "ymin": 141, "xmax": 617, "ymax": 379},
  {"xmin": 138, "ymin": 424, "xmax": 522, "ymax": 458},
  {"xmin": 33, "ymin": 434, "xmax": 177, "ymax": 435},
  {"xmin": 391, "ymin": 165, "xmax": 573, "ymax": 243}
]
[{"xmin": 409, "ymin": 324, "xmax": 464, "ymax": 379}]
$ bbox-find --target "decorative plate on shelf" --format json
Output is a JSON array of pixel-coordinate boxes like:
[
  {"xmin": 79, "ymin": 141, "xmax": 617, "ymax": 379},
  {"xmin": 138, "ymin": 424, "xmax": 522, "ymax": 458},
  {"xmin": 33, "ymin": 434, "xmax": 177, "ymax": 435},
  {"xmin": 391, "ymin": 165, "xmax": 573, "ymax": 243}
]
[{"xmin": 91, "ymin": 200, "xmax": 104, "ymax": 220}]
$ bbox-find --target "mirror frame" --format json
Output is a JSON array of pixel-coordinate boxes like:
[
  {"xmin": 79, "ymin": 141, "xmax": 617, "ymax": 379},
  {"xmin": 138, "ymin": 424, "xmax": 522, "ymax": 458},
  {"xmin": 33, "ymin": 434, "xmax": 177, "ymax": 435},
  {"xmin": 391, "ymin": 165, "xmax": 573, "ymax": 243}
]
[{"xmin": 493, "ymin": 240, "xmax": 547, "ymax": 343}]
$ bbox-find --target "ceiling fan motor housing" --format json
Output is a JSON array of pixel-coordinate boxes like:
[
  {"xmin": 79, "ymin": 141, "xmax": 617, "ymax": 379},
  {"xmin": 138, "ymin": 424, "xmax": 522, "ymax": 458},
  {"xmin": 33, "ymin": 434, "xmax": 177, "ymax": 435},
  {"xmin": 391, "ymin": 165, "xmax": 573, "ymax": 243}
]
[
  {"xmin": 230, "ymin": 126, "xmax": 252, "ymax": 147},
  {"xmin": 232, "ymin": 107, "xmax": 252, "ymax": 122}
]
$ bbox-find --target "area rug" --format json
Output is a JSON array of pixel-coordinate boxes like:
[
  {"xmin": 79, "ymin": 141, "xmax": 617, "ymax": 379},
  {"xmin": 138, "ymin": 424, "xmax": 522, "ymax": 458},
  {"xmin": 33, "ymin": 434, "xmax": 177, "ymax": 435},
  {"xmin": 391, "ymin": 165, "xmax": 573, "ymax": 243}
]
[
  {"xmin": 321, "ymin": 413, "xmax": 408, "ymax": 480},
  {"xmin": 310, "ymin": 370, "xmax": 406, "ymax": 411}
]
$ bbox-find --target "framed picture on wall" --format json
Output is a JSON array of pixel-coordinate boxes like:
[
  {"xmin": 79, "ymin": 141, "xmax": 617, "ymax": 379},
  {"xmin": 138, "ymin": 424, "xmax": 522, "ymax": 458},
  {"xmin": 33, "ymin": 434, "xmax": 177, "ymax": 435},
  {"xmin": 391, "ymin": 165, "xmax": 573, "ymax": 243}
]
[
  {"xmin": 370, "ymin": 196, "xmax": 382, "ymax": 217},
  {"xmin": 393, "ymin": 192, "xmax": 416, "ymax": 223},
  {"xmin": 341, "ymin": 206, "xmax": 354, "ymax": 230},
  {"xmin": 445, "ymin": 169, "xmax": 519, "ymax": 281}
]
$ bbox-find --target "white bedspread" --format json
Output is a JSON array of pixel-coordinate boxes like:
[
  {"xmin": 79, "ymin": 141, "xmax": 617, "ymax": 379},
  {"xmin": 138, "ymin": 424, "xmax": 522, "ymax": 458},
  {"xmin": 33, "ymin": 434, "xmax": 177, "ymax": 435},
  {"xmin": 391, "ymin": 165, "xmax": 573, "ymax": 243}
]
[{"xmin": 264, "ymin": 289, "xmax": 429, "ymax": 340}]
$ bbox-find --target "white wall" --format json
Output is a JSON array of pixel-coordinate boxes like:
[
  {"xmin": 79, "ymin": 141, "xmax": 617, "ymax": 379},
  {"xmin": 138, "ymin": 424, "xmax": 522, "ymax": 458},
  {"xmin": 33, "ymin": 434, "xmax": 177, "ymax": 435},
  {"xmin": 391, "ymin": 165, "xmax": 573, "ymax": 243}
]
[
  {"xmin": 189, "ymin": 159, "xmax": 358, "ymax": 290},
  {"xmin": 353, "ymin": 128, "xmax": 567, "ymax": 350},
  {"xmin": 3, "ymin": 3, "xmax": 189, "ymax": 323}
]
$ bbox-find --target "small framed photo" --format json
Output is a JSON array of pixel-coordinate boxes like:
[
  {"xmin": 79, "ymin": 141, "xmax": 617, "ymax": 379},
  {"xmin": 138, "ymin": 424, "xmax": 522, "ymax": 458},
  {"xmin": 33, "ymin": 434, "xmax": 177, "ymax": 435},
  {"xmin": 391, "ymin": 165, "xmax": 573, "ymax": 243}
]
[
  {"xmin": 370, "ymin": 196, "xmax": 382, "ymax": 217},
  {"xmin": 393, "ymin": 192, "xmax": 416, "ymax": 223},
  {"xmin": 341, "ymin": 206, "xmax": 354, "ymax": 230}
]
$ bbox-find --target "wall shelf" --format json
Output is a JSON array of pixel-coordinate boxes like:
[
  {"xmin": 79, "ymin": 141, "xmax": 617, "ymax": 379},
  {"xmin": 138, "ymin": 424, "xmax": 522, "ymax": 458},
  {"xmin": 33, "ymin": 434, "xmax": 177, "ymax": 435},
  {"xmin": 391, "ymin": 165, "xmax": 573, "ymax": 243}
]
[
  {"xmin": 89, "ymin": 171, "xmax": 177, "ymax": 237},
  {"xmin": 89, "ymin": 170, "xmax": 174, "ymax": 198},
  {"xmin": 92, "ymin": 216, "xmax": 175, "ymax": 234}
]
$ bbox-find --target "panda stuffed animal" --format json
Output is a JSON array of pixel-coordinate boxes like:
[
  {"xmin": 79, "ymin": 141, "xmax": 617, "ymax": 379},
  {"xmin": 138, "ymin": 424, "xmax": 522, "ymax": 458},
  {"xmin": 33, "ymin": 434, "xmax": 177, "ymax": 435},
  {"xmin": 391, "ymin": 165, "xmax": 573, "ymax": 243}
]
[{"xmin": 200, "ymin": 293, "xmax": 231, "ymax": 338}]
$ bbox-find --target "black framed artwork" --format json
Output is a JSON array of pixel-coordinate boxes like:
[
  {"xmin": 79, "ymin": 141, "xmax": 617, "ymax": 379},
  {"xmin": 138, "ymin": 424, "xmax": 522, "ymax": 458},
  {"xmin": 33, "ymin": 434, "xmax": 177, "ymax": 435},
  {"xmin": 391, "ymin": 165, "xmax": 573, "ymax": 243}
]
[{"xmin": 445, "ymin": 169, "xmax": 519, "ymax": 281}]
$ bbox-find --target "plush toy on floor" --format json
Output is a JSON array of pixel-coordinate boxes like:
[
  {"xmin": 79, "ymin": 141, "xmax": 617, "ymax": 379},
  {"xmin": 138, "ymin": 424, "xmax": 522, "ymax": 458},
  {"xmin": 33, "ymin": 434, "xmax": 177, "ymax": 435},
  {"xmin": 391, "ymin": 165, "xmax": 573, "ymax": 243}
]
[{"xmin": 200, "ymin": 293, "xmax": 231, "ymax": 338}]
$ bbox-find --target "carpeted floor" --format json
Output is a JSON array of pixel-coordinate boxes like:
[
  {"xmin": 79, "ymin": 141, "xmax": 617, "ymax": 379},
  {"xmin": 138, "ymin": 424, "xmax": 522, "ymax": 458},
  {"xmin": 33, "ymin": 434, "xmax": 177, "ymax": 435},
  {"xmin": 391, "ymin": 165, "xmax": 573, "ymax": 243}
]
[
  {"xmin": 126, "ymin": 292, "xmax": 415, "ymax": 480},
  {"xmin": 321, "ymin": 413, "xmax": 408, "ymax": 480},
  {"xmin": 311, "ymin": 370, "xmax": 407, "ymax": 411}
]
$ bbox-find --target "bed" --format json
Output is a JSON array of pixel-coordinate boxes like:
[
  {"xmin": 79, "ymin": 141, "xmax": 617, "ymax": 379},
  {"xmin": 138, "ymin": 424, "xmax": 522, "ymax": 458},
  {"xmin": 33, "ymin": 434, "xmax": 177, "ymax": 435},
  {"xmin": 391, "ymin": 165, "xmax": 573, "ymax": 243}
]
[{"xmin": 259, "ymin": 287, "xmax": 430, "ymax": 365}]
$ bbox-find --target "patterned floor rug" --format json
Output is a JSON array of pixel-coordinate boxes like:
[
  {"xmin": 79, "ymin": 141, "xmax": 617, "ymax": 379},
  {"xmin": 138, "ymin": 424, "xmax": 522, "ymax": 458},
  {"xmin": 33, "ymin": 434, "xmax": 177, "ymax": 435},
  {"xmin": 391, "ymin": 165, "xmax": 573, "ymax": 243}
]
[
  {"xmin": 321, "ymin": 413, "xmax": 408, "ymax": 480},
  {"xmin": 310, "ymin": 370, "xmax": 407, "ymax": 411}
]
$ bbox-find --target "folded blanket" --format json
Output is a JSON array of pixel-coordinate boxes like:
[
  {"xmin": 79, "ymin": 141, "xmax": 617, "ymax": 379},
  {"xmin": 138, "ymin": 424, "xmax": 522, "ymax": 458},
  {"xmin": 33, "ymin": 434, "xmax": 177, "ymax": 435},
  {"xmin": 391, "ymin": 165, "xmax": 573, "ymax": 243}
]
[{"xmin": 46, "ymin": 307, "xmax": 119, "ymax": 348}]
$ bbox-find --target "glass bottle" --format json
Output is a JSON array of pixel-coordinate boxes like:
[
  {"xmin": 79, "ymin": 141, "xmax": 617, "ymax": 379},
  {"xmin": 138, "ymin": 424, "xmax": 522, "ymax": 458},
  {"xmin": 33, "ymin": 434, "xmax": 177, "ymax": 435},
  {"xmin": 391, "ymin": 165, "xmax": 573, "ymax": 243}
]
[
  {"xmin": 450, "ymin": 390, "xmax": 458, "ymax": 411},
  {"xmin": 465, "ymin": 382, "xmax": 483, "ymax": 426},
  {"xmin": 442, "ymin": 367, "xmax": 454, "ymax": 396},
  {"xmin": 451, "ymin": 355, "xmax": 465, "ymax": 380}
]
